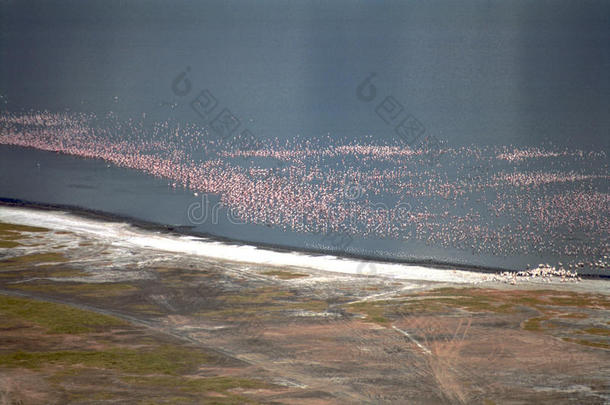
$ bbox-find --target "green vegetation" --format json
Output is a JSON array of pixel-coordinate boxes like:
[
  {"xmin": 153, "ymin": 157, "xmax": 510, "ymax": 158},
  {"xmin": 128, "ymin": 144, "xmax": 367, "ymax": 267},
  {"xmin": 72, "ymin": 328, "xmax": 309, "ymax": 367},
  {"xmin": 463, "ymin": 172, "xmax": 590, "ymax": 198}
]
[
  {"xmin": 42, "ymin": 267, "xmax": 89, "ymax": 278},
  {"xmin": 0, "ymin": 222, "xmax": 48, "ymax": 248},
  {"xmin": 0, "ymin": 252, "xmax": 67, "ymax": 266},
  {"xmin": 262, "ymin": 269, "xmax": 308, "ymax": 279},
  {"xmin": 9, "ymin": 282, "xmax": 137, "ymax": 298},
  {"xmin": 0, "ymin": 222, "xmax": 48, "ymax": 233},
  {"xmin": 562, "ymin": 338, "xmax": 610, "ymax": 350},
  {"xmin": 522, "ymin": 316, "xmax": 547, "ymax": 331},
  {"xmin": 0, "ymin": 345, "xmax": 210, "ymax": 375},
  {"xmin": 347, "ymin": 301, "xmax": 390, "ymax": 324},
  {"xmin": 344, "ymin": 291, "xmax": 516, "ymax": 325},
  {"xmin": 201, "ymin": 300, "xmax": 328, "ymax": 320},
  {"xmin": 345, "ymin": 287, "xmax": 610, "ymax": 354},
  {"xmin": 0, "ymin": 240, "xmax": 20, "ymax": 248},
  {"xmin": 558, "ymin": 312, "xmax": 589, "ymax": 319},
  {"xmin": 0, "ymin": 264, "xmax": 88, "ymax": 279},
  {"xmin": 549, "ymin": 294, "xmax": 610, "ymax": 309},
  {"xmin": 222, "ymin": 287, "xmax": 293, "ymax": 304},
  {"xmin": 0, "ymin": 294, "xmax": 127, "ymax": 333},
  {"xmin": 128, "ymin": 303, "xmax": 166, "ymax": 316},
  {"xmin": 581, "ymin": 327, "xmax": 610, "ymax": 336},
  {"xmin": 0, "ymin": 293, "xmax": 273, "ymax": 403},
  {"xmin": 123, "ymin": 375, "xmax": 268, "ymax": 403},
  {"xmin": 197, "ymin": 287, "xmax": 327, "ymax": 320}
]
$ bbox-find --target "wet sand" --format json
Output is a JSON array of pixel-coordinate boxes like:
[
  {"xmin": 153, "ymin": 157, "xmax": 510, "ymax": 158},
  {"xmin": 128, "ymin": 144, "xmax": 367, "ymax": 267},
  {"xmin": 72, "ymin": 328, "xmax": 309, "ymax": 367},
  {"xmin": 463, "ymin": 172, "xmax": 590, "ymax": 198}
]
[{"xmin": 0, "ymin": 208, "xmax": 609, "ymax": 404}]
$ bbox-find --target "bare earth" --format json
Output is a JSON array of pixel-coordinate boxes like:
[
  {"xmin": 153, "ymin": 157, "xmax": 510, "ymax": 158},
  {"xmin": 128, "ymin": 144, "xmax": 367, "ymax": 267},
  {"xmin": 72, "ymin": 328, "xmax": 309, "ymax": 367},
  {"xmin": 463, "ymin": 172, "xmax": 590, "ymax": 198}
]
[{"xmin": 0, "ymin": 218, "xmax": 608, "ymax": 404}]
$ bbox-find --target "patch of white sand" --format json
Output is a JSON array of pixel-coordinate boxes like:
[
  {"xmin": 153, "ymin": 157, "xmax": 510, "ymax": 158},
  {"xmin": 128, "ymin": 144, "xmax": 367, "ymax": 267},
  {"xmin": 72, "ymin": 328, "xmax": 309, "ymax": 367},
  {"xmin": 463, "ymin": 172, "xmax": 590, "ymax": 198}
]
[{"xmin": 0, "ymin": 206, "xmax": 494, "ymax": 284}]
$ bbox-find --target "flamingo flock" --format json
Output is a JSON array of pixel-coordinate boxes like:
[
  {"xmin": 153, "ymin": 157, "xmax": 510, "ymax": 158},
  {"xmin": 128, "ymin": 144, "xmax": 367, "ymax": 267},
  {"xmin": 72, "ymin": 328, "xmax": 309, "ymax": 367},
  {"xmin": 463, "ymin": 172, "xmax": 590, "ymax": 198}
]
[{"xmin": 0, "ymin": 110, "xmax": 608, "ymax": 270}]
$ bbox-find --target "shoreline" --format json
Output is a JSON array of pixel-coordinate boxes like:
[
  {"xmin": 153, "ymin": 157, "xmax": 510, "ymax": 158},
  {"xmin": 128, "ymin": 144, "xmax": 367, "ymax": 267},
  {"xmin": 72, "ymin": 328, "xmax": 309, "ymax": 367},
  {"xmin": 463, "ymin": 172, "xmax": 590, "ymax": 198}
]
[
  {"xmin": 0, "ymin": 200, "xmax": 609, "ymax": 404},
  {"xmin": 1, "ymin": 198, "xmax": 608, "ymax": 282},
  {"xmin": 1, "ymin": 142, "xmax": 607, "ymax": 278}
]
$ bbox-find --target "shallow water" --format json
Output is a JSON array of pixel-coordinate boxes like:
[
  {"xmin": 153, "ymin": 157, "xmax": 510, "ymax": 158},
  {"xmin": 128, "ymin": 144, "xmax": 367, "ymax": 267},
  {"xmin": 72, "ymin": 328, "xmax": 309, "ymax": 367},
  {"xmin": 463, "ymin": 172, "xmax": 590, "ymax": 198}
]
[{"xmin": 0, "ymin": 141, "xmax": 607, "ymax": 276}]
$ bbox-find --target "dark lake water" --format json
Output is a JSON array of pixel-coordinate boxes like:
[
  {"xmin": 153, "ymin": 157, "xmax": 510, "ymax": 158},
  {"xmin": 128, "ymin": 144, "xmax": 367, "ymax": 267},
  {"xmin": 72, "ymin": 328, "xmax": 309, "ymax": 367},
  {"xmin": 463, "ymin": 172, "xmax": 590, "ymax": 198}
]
[
  {"xmin": 1, "ymin": 0, "xmax": 608, "ymax": 275},
  {"xmin": 0, "ymin": 145, "xmax": 512, "ymax": 272}
]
